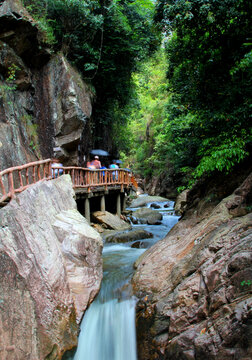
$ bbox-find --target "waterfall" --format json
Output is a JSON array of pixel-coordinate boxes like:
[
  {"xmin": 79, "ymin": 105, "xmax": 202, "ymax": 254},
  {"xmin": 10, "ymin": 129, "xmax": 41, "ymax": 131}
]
[
  {"xmin": 72, "ymin": 199, "xmax": 179, "ymax": 360},
  {"xmin": 74, "ymin": 297, "xmax": 137, "ymax": 360},
  {"xmin": 73, "ymin": 244, "xmax": 143, "ymax": 360}
]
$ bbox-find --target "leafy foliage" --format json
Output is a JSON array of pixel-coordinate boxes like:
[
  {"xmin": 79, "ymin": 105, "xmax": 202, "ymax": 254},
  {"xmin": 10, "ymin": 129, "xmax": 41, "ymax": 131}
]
[
  {"xmin": 121, "ymin": 48, "xmax": 168, "ymax": 176},
  {"xmin": 155, "ymin": 0, "xmax": 251, "ymax": 183},
  {"xmin": 126, "ymin": 0, "xmax": 251, "ymax": 188}
]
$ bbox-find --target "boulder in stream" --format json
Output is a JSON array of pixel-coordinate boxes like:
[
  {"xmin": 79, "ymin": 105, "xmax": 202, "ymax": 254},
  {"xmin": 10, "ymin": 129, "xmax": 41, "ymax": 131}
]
[
  {"xmin": 132, "ymin": 207, "xmax": 163, "ymax": 225},
  {"xmin": 92, "ymin": 211, "xmax": 131, "ymax": 231},
  {"xmin": 104, "ymin": 229, "xmax": 153, "ymax": 243},
  {"xmin": 129, "ymin": 195, "xmax": 169, "ymax": 208}
]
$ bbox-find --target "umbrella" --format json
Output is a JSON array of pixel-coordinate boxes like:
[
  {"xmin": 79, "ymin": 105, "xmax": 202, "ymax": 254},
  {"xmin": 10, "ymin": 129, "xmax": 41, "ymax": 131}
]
[
  {"xmin": 90, "ymin": 149, "xmax": 110, "ymax": 156},
  {"xmin": 113, "ymin": 159, "xmax": 123, "ymax": 164}
]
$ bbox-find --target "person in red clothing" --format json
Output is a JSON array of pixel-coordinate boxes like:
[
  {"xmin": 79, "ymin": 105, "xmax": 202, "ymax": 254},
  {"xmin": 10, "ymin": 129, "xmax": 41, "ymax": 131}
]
[{"xmin": 90, "ymin": 155, "xmax": 101, "ymax": 169}]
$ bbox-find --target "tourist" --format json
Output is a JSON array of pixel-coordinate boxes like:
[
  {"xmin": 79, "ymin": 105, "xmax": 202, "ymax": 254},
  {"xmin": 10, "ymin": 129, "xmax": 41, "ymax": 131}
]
[
  {"xmin": 51, "ymin": 161, "xmax": 63, "ymax": 178},
  {"xmin": 90, "ymin": 155, "xmax": 101, "ymax": 169},
  {"xmin": 87, "ymin": 161, "xmax": 96, "ymax": 170},
  {"xmin": 109, "ymin": 160, "xmax": 119, "ymax": 181},
  {"xmin": 100, "ymin": 164, "xmax": 107, "ymax": 182}
]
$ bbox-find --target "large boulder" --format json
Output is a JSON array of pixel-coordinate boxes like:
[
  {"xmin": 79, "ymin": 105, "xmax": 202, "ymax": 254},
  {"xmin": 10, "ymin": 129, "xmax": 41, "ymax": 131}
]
[
  {"xmin": 92, "ymin": 210, "xmax": 131, "ymax": 231},
  {"xmin": 132, "ymin": 207, "xmax": 163, "ymax": 224},
  {"xmin": 0, "ymin": 175, "xmax": 103, "ymax": 359},
  {"xmin": 104, "ymin": 229, "xmax": 153, "ymax": 243},
  {"xmin": 132, "ymin": 173, "xmax": 252, "ymax": 360}
]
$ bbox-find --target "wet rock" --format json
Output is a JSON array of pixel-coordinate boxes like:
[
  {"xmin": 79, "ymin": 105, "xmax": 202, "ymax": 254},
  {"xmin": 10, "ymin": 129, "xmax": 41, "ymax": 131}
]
[
  {"xmin": 129, "ymin": 216, "xmax": 139, "ymax": 224},
  {"xmin": 132, "ymin": 207, "xmax": 163, "ymax": 224},
  {"xmin": 131, "ymin": 241, "xmax": 144, "ymax": 248},
  {"xmin": 147, "ymin": 218, "xmax": 162, "ymax": 225},
  {"xmin": 0, "ymin": 175, "xmax": 103, "ymax": 359},
  {"xmin": 164, "ymin": 202, "xmax": 172, "ymax": 208},
  {"xmin": 150, "ymin": 203, "xmax": 161, "ymax": 209},
  {"xmin": 129, "ymin": 195, "xmax": 168, "ymax": 208},
  {"xmin": 104, "ymin": 229, "xmax": 153, "ymax": 243},
  {"xmin": 92, "ymin": 210, "xmax": 131, "ymax": 231}
]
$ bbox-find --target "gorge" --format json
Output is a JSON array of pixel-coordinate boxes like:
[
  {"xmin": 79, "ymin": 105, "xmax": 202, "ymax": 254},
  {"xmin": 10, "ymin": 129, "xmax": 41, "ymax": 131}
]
[{"xmin": 0, "ymin": 0, "xmax": 251, "ymax": 359}]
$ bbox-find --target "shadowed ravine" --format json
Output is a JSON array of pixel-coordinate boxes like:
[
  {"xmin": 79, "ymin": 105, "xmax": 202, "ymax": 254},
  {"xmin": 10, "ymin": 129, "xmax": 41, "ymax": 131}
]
[{"xmin": 71, "ymin": 200, "xmax": 179, "ymax": 360}]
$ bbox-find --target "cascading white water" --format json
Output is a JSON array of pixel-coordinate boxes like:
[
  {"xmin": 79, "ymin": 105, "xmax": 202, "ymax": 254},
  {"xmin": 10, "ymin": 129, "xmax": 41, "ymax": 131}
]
[
  {"xmin": 74, "ymin": 297, "xmax": 137, "ymax": 360},
  {"xmin": 71, "ymin": 198, "xmax": 179, "ymax": 360},
  {"xmin": 73, "ymin": 244, "xmax": 144, "ymax": 360}
]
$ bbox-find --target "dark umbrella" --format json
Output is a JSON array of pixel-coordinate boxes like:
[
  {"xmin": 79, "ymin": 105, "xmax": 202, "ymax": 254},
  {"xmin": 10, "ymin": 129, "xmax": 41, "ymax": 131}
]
[{"xmin": 90, "ymin": 149, "xmax": 110, "ymax": 156}]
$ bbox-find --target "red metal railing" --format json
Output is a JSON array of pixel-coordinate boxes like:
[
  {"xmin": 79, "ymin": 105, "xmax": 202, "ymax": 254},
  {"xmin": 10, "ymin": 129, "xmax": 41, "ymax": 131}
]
[{"xmin": 0, "ymin": 159, "xmax": 137, "ymax": 204}]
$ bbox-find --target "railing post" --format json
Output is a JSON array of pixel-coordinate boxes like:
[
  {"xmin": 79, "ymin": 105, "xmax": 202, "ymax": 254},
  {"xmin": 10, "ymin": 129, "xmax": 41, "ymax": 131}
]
[
  {"xmin": 0, "ymin": 174, "xmax": 6, "ymax": 198},
  {"xmin": 8, "ymin": 172, "xmax": 15, "ymax": 199},
  {"xmin": 87, "ymin": 170, "xmax": 91, "ymax": 193},
  {"xmin": 25, "ymin": 168, "xmax": 29, "ymax": 185},
  {"xmin": 105, "ymin": 170, "xmax": 108, "ymax": 190},
  {"xmin": 37, "ymin": 164, "xmax": 41, "ymax": 180},
  {"xmin": 48, "ymin": 161, "xmax": 52, "ymax": 179},
  {"xmin": 32, "ymin": 166, "xmax": 36, "ymax": 184},
  {"xmin": 18, "ymin": 170, "xmax": 23, "ymax": 188},
  {"xmin": 71, "ymin": 169, "xmax": 75, "ymax": 184}
]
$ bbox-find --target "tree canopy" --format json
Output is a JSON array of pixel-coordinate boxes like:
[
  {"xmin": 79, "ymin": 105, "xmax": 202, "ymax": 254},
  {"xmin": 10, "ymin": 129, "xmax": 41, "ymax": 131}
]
[{"xmin": 124, "ymin": 0, "xmax": 251, "ymax": 190}]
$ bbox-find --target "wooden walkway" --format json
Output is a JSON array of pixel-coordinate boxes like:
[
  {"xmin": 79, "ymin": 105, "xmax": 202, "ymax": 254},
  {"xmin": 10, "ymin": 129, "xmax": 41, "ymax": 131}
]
[{"xmin": 0, "ymin": 159, "xmax": 137, "ymax": 206}]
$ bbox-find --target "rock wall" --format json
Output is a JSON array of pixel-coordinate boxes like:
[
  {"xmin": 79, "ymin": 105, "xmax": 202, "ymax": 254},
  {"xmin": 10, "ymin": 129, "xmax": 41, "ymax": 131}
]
[
  {"xmin": 34, "ymin": 54, "xmax": 93, "ymax": 165},
  {"xmin": 0, "ymin": 175, "xmax": 103, "ymax": 359},
  {"xmin": 0, "ymin": 0, "xmax": 93, "ymax": 170},
  {"xmin": 132, "ymin": 172, "xmax": 252, "ymax": 360}
]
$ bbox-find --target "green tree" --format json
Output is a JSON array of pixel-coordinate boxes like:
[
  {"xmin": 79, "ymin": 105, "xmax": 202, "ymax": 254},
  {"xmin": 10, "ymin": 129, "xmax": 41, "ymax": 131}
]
[
  {"xmin": 123, "ymin": 48, "xmax": 169, "ymax": 176},
  {"xmin": 154, "ymin": 0, "xmax": 252, "ymax": 184}
]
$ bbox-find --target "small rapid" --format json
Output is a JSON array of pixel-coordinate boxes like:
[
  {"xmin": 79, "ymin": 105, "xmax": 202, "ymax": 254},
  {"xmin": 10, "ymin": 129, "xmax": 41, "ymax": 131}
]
[{"xmin": 71, "ymin": 198, "xmax": 179, "ymax": 360}]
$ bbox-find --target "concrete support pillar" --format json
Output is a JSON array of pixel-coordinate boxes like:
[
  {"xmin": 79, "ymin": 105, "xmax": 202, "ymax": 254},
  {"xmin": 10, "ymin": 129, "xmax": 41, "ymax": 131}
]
[
  {"xmin": 85, "ymin": 198, "xmax": 90, "ymax": 223},
  {"xmin": 100, "ymin": 195, "xmax": 106, "ymax": 212},
  {"xmin": 116, "ymin": 193, "xmax": 121, "ymax": 217},
  {"xmin": 122, "ymin": 193, "xmax": 127, "ymax": 212}
]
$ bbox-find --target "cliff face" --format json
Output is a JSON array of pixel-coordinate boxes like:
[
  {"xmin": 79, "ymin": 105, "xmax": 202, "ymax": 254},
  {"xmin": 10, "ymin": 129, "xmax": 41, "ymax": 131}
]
[
  {"xmin": 132, "ymin": 172, "xmax": 252, "ymax": 360},
  {"xmin": 0, "ymin": 0, "xmax": 93, "ymax": 170},
  {"xmin": 0, "ymin": 175, "xmax": 103, "ymax": 359}
]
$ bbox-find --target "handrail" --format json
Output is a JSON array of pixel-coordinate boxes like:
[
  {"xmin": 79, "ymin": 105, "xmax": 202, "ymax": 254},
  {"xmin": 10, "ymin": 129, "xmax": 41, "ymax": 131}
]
[
  {"xmin": 0, "ymin": 159, "xmax": 53, "ymax": 203},
  {"xmin": 0, "ymin": 159, "xmax": 137, "ymax": 205}
]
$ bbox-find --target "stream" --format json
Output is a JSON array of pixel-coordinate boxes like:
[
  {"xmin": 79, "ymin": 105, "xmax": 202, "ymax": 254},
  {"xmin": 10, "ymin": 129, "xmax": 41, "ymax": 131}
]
[{"xmin": 71, "ymin": 198, "xmax": 180, "ymax": 360}]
